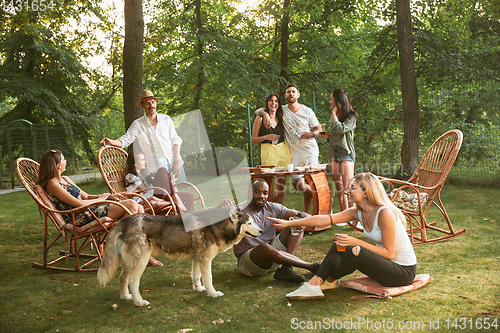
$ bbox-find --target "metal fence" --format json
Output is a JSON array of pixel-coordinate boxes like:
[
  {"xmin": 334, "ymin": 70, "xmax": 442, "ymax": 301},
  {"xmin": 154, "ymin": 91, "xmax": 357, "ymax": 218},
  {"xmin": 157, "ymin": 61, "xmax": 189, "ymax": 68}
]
[
  {"xmin": 2, "ymin": 119, "xmax": 499, "ymax": 189},
  {"xmin": 0, "ymin": 120, "xmax": 82, "ymax": 189}
]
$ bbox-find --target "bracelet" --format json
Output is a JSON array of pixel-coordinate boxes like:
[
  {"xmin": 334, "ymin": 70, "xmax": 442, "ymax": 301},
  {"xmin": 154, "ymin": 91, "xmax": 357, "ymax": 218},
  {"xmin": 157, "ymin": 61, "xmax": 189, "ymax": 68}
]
[{"xmin": 329, "ymin": 214, "xmax": 334, "ymax": 225}]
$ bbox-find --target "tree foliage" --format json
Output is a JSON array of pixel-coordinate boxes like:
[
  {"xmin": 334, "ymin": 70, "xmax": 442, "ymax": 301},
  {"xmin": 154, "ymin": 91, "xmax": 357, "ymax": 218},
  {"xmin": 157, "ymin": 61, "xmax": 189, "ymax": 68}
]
[{"xmin": 1, "ymin": 0, "xmax": 498, "ymax": 174}]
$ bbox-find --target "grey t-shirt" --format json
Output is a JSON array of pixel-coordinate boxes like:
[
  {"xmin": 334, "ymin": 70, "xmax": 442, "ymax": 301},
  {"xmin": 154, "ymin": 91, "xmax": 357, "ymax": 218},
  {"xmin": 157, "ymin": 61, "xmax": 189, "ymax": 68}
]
[{"xmin": 233, "ymin": 200, "xmax": 287, "ymax": 263}]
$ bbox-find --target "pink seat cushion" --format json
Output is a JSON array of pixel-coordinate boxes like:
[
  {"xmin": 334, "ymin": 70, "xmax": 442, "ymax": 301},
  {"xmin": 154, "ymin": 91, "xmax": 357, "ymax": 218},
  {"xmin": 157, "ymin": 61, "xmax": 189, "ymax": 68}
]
[{"xmin": 339, "ymin": 274, "xmax": 433, "ymax": 297}]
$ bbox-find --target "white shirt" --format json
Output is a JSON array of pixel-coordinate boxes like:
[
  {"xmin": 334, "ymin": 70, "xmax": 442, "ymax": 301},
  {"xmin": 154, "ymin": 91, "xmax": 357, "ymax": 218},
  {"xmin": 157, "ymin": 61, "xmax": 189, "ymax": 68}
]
[
  {"xmin": 119, "ymin": 114, "xmax": 183, "ymax": 174},
  {"xmin": 124, "ymin": 173, "xmax": 154, "ymax": 202},
  {"xmin": 359, "ymin": 206, "xmax": 417, "ymax": 266},
  {"xmin": 282, "ymin": 104, "xmax": 320, "ymax": 166}
]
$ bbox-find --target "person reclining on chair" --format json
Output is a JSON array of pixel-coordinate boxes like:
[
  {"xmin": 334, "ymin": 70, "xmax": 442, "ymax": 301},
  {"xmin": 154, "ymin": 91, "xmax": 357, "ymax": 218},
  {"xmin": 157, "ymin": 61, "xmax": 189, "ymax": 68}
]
[
  {"xmin": 124, "ymin": 151, "xmax": 195, "ymax": 212},
  {"xmin": 233, "ymin": 178, "xmax": 320, "ymax": 282},
  {"xmin": 39, "ymin": 149, "xmax": 163, "ymax": 267}
]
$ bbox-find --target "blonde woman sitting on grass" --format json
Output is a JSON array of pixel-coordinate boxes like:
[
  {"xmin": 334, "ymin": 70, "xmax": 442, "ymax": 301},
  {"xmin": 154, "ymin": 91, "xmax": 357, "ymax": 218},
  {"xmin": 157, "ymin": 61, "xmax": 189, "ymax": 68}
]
[{"xmin": 268, "ymin": 172, "xmax": 416, "ymax": 300}]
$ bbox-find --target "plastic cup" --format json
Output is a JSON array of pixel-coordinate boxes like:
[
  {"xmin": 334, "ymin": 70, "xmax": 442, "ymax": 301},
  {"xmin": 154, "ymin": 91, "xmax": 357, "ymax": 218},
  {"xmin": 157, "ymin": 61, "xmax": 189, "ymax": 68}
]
[
  {"xmin": 287, "ymin": 163, "xmax": 294, "ymax": 172},
  {"xmin": 271, "ymin": 134, "xmax": 279, "ymax": 144},
  {"xmin": 320, "ymin": 123, "xmax": 326, "ymax": 135},
  {"xmin": 291, "ymin": 226, "xmax": 305, "ymax": 236},
  {"xmin": 335, "ymin": 233, "xmax": 346, "ymax": 252}
]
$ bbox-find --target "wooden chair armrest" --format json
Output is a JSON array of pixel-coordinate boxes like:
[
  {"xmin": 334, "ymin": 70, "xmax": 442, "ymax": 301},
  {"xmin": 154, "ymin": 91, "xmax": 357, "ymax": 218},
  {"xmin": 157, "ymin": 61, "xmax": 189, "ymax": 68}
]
[
  {"xmin": 378, "ymin": 177, "xmax": 437, "ymax": 192},
  {"xmin": 132, "ymin": 187, "xmax": 176, "ymax": 213},
  {"xmin": 377, "ymin": 178, "xmax": 432, "ymax": 214},
  {"xmin": 173, "ymin": 182, "xmax": 205, "ymax": 208},
  {"xmin": 44, "ymin": 200, "xmax": 130, "ymax": 215},
  {"xmin": 42, "ymin": 200, "xmax": 132, "ymax": 233},
  {"xmin": 120, "ymin": 192, "xmax": 155, "ymax": 215}
]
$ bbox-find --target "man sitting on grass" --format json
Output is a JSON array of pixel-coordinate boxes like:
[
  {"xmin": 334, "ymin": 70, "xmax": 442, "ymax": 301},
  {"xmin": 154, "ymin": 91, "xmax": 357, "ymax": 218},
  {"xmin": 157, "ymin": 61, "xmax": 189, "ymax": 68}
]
[{"xmin": 233, "ymin": 178, "xmax": 319, "ymax": 282}]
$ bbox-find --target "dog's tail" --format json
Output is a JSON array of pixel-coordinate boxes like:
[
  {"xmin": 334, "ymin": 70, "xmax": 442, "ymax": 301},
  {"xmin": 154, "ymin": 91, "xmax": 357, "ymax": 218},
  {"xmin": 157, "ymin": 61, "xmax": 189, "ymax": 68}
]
[{"xmin": 97, "ymin": 228, "xmax": 122, "ymax": 286}]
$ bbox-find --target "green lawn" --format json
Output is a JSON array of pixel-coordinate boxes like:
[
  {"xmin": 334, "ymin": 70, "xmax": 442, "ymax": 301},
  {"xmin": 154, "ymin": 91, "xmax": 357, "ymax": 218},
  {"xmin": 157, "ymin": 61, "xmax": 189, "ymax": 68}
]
[{"xmin": 0, "ymin": 180, "xmax": 499, "ymax": 332}]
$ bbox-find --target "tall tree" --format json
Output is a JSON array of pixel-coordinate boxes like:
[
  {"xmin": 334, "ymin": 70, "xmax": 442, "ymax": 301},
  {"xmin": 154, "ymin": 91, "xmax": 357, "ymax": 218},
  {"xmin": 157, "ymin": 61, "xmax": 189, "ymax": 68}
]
[
  {"xmin": 123, "ymin": 0, "xmax": 144, "ymax": 130},
  {"xmin": 0, "ymin": 4, "xmax": 104, "ymax": 165},
  {"xmin": 396, "ymin": 0, "xmax": 419, "ymax": 176},
  {"xmin": 279, "ymin": 0, "xmax": 291, "ymax": 83},
  {"xmin": 192, "ymin": 0, "xmax": 204, "ymax": 111}
]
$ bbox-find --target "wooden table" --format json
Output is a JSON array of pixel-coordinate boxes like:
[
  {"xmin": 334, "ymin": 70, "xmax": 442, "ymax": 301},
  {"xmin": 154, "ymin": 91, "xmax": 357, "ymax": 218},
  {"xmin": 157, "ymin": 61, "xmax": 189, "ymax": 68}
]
[{"xmin": 245, "ymin": 166, "xmax": 333, "ymax": 232}]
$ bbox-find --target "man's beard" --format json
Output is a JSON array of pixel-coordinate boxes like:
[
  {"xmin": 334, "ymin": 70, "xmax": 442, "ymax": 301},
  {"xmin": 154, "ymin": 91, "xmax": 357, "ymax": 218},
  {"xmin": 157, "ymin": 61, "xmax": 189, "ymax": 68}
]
[{"xmin": 252, "ymin": 198, "xmax": 265, "ymax": 209}]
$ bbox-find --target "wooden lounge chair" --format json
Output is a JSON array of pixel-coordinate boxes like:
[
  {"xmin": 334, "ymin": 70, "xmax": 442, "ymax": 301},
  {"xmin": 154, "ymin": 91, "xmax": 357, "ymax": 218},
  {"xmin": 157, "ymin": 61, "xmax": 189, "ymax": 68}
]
[
  {"xmin": 97, "ymin": 145, "xmax": 205, "ymax": 214},
  {"xmin": 15, "ymin": 157, "xmax": 151, "ymax": 272},
  {"xmin": 376, "ymin": 129, "xmax": 466, "ymax": 244}
]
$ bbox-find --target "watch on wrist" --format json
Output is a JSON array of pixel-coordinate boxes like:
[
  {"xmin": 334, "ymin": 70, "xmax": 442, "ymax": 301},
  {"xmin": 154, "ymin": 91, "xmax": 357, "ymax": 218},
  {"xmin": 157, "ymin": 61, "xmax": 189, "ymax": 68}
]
[{"xmin": 311, "ymin": 130, "xmax": 315, "ymax": 138}]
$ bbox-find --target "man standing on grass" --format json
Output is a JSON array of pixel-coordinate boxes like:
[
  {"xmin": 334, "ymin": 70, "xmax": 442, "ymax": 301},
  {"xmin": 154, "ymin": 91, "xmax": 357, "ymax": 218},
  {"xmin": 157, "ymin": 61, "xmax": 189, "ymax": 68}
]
[
  {"xmin": 256, "ymin": 84, "xmax": 321, "ymax": 214},
  {"xmin": 100, "ymin": 90, "xmax": 186, "ymax": 184},
  {"xmin": 233, "ymin": 178, "xmax": 319, "ymax": 282}
]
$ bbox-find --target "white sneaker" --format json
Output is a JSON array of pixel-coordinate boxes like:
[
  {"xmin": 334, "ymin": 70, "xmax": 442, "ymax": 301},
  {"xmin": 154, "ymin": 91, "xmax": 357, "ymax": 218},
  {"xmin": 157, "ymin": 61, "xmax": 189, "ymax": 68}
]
[
  {"xmin": 320, "ymin": 280, "xmax": 341, "ymax": 290},
  {"xmin": 286, "ymin": 282, "xmax": 324, "ymax": 300}
]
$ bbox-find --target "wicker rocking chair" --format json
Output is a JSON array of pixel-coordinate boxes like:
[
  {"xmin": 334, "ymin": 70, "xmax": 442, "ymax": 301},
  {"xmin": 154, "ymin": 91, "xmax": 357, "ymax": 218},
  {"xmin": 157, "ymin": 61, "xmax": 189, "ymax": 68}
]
[
  {"xmin": 97, "ymin": 146, "xmax": 205, "ymax": 214},
  {"xmin": 377, "ymin": 129, "xmax": 466, "ymax": 244},
  {"xmin": 15, "ymin": 157, "xmax": 142, "ymax": 272}
]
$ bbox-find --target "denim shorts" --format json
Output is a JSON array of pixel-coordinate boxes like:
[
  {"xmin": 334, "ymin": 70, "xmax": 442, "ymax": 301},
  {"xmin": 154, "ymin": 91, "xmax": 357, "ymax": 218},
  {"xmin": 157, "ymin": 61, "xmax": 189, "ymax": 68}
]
[{"xmin": 332, "ymin": 146, "xmax": 354, "ymax": 163}]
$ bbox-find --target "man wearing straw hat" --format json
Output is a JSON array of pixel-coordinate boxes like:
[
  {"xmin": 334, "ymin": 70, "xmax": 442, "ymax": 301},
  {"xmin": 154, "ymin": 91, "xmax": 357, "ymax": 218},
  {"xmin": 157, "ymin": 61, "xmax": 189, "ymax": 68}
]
[{"xmin": 100, "ymin": 90, "xmax": 186, "ymax": 183}]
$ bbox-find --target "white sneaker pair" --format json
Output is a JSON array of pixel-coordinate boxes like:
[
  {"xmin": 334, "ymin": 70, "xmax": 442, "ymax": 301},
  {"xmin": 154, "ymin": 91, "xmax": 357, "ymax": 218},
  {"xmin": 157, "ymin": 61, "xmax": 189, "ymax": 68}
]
[{"xmin": 286, "ymin": 282, "xmax": 324, "ymax": 300}]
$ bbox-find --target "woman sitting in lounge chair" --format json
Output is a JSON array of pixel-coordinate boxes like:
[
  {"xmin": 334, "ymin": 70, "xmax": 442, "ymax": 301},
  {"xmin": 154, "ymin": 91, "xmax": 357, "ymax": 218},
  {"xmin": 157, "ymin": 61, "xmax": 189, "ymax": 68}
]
[
  {"xmin": 124, "ymin": 151, "xmax": 194, "ymax": 212},
  {"xmin": 39, "ymin": 149, "xmax": 162, "ymax": 267}
]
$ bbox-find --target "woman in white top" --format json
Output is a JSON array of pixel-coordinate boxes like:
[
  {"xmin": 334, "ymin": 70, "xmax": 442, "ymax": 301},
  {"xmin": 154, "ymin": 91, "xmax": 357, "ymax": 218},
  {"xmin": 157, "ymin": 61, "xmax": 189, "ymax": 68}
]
[{"xmin": 268, "ymin": 172, "xmax": 417, "ymax": 300}]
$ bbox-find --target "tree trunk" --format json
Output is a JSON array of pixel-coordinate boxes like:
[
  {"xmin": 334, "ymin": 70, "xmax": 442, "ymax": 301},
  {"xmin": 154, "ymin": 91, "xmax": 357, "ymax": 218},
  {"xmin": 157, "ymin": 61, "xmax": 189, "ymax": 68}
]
[
  {"xmin": 123, "ymin": 0, "xmax": 144, "ymax": 130},
  {"xmin": 280, "ymin": 0, "xmax": 291, "ymax": 84},
  {"xmin": 77, "ymin": 127, "xmax": 97, "ymax": 166},
  {"xmin": 396, "ymin": 0, "xmax": 420, "ymax": 178},
  {"xmin": 192, "ymin": 0, "xmax": 204, "ymax": 111}
]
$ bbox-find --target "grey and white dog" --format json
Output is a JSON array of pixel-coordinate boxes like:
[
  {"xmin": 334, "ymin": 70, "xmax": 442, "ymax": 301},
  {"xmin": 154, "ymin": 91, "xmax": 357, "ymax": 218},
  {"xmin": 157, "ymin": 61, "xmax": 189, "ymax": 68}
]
[{"xmin": 97, "ymin": 206, "xmax": 261, "ymax": 306}]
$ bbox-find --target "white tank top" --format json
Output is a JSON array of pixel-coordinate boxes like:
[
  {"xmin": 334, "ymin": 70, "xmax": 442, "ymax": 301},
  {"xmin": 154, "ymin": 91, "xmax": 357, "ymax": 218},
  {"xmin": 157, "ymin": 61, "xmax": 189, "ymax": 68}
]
[{"xmin": 358, "ymin": 206, "xmax": 417, "ymax": 266}]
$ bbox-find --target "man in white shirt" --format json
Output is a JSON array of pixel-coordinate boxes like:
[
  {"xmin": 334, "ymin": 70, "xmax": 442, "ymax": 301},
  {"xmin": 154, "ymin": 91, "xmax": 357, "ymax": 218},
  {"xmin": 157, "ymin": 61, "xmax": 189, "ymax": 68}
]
[
  {"xmin": 256, "ymin": 84, "xmax": 321, "ymax": 213},
  {"xmin": 100, "ymin": 90, "xmax": 186, "ymax": 183}
]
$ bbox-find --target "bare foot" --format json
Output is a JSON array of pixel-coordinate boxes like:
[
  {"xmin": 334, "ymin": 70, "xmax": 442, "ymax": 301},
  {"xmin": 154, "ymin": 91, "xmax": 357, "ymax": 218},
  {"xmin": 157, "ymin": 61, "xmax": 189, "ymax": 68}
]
[{"xmin": 148, "ymin": 257, "xmax": 163, "ymax": 267}]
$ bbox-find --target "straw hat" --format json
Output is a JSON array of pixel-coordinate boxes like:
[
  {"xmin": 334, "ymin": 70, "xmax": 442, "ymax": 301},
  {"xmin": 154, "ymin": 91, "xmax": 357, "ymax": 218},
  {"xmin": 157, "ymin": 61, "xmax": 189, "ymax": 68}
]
[{"xmin": 135, "ymin": 90, "xmax": 161, "ymax": 107}]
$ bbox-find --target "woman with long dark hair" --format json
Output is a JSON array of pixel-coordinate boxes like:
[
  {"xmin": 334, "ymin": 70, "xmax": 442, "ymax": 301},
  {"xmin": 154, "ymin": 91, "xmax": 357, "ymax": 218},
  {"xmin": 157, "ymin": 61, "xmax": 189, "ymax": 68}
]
[
  {"xmin": 252, "ymin": 93, "xmax": 291, "ymax": 204},
  {"xmin": 39, "ymin": 149, "xmax": 163, "ymax": 267},
  {"xmin": 124, "ymin": 151, "xmax": 193, "ymax": 212},
  {"xmin": 39, "ymin": 149, "xmax": 142, "ymax": 225},
  {"xmin": 321, "ymin": 88, "xmax": 359, "ymax": 211}
]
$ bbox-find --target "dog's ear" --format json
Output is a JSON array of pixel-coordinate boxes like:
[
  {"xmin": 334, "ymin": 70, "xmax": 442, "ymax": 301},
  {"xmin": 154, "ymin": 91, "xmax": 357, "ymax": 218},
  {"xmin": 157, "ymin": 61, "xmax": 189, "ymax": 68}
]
[{"xmin": 229, "ymin": 207, "xmax": 240, "ymax": 223}]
